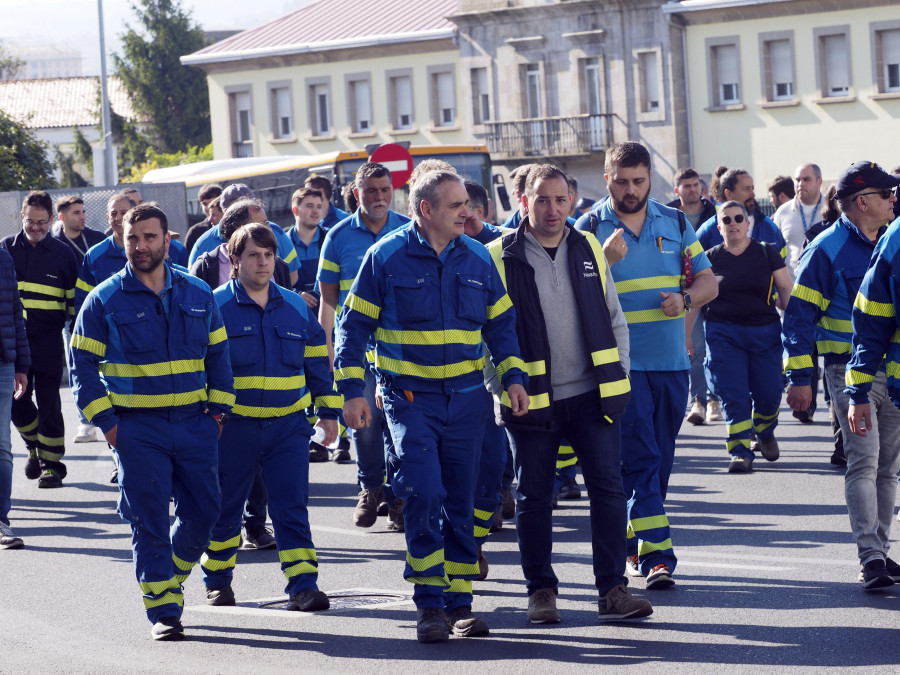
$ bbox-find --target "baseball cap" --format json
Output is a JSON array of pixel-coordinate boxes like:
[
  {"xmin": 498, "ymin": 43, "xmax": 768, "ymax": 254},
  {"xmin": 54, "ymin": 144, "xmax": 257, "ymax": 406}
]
[
  {"xmin": 220, "ymin": 183, "xmax": 255, "ymax": 210},
  {"xmin": 834, "ymin": 161, "xmax": 900, "ymax": 200}
]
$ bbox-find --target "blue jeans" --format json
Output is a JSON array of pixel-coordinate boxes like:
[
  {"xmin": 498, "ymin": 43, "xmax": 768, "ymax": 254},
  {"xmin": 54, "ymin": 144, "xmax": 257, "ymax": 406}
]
[
  {"xmin": 507, "ymin": 389, "xmax": 626, "ymax": 596},
  {"xmin": 353, "ymin": 366, "xmax": 393, "ymax": 490},
  {"xmin": 689, "ymin": 312, "xmax": 717, "ymax": 405},
  {"xmin": 0, "ymin": 362, "xmax": 14, "ymax": 525}
]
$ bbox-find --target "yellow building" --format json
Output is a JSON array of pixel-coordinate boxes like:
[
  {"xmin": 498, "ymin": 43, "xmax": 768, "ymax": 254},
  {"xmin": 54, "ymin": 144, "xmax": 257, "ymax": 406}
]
[
  {"xmin": 181, "ymin": 0, "xmax": 467, "ymax": 160},
  {"xmin": 663, "ymin": 0, "xmax": 900, "ymax": 185}
]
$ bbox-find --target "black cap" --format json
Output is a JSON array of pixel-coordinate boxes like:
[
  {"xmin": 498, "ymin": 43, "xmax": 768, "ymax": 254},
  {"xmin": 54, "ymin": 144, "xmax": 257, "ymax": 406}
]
[{"xmin": 834, "ymin": 161, "xmax": 900, "ymax": 200}]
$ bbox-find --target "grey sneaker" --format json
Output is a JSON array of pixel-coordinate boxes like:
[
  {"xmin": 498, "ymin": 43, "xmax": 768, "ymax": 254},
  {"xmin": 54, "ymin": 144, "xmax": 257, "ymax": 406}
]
[
  {"xmin": 598, "ymin": 584, "xmax": 653, "ymax": 622},
  {"xmin": 445, "ymin": 606, "xmax": 489, "ymax": 637},
  {"xmin": 0, "ymin": 522, "xmax": 24, "ymax": 550},
  {"xmin": 527, "ymin": 587, "xmax": 560, "ymax": 624},
  {"xmin": 416, "ymin": 607, "xmax": 449, "ymax": 643},
  {"xmin": 287, "ymin": 588, "xmax": 330, "ymax": 611},
  {"xmin": 241, "ymin": 526, "xmax": 276, "ymax": 550},
  {"xmin": 354, "ymin": 487, "xmax": 383, "ymax": 527}
]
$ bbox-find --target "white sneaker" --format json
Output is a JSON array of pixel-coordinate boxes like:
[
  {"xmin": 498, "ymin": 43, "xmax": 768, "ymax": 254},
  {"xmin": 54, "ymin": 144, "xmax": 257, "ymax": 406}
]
[
  {"xmin": 706, "ymin": 399, "xmax": 724, "ymax": 422},
  {"xmin": 686, "ymin": 400, "xmax": 706, "ymax": 425},
  {"xmin": 73, "ymin": 423, "xmax": 98, "ymax": 443}
]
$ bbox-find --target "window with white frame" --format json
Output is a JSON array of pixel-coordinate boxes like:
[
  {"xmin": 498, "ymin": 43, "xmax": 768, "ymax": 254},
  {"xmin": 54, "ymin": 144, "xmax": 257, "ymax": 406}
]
[
  {"xmin": 347, "ymin": 76, "xmax": 373, "ymax": 133},
  {"xmin": 269, "ymin": 84, "xmax": 293, "ymax": 139},
  {"xmin": 471, "ymin": 67, "xmax": 490, "ymax": 124},
  {"xmin": 525, "ymin": 63, "xmax": 542, "ymax": 118},
  {"xmin": 234, "ymin": 91, "xmax": 252, "ymax": 142},
  {"xmin": 388, "ymin": 72, "xmax": 414, "ymax": 130},
  {"xmin": 583, "ymin": 57, "xmax": 603, "ymax": 115},
  {"xmin": 307, "ymin": 79, "xmax": 331, "ymax": 137},
  {"xmin": 637, "ymin": 50, "xmax": 661, "ymax": 112},
  {"xmin": 428, "ymin": 66, "xmax": 456, "ymax": 127},
  {"xmin": 760, "ymin": 33, "xmax": 796, "ymax": 102},
  {"xmin": 878, "ymin": 28, "xmax": 900, "ymax": 92},
  {"xmin": 814, "ymin": 27, "xmax": 852, "ymax": 98},
  {"xmin": 706, "ymin": 37, "xmax": 742, "ymax": 107}
]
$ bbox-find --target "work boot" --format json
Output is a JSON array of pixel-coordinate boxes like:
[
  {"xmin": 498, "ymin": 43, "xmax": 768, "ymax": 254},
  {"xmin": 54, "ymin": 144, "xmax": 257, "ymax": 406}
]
[
  {"xmin": 354, "ymin": 487, "xmax": 383, "ymax": 527},
  {"xmin": 206, "ymin": 586, "xmax": 236, "ymax": 606},
  {"xmin": 754, "ymin": 438, "xmax": 780, "ymax": 462},
  {"xmin": 24, "ymin": 450, "xmax": 40, "ymax": 480},
  {"xmin": 308, "ymin": 441, "xmax": 329, "ymax": 463},
  {"xmin": 151, "ymin": 616, "xmax": 185, "ymax": 641},
  {"xmin": 287, "ymin": 588, "xmax": 330, "ymax": 611},
  {"xmin": 527, "ymin": 588, "xmax": 560, "ymax": 624},
  {"xmin": 445, "ymin": 606, "xmax": 489, "ymax": 637},
  {"xmin": 416, "ymin": 607, "xmax": 449, "ymax": 643},
  {"xmin": 330, "ymin": 437, "xmax": 352, "ymax": 463}
]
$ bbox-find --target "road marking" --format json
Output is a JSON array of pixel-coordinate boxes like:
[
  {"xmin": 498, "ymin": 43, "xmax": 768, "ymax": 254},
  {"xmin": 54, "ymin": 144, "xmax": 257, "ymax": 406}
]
[
  {"xmin": 311, "ymin": 524, "xmax": 374, "ymax": 537},
  {"xmin": 185, "ymin": 588, "xmax": 414, "ymax": 616}
]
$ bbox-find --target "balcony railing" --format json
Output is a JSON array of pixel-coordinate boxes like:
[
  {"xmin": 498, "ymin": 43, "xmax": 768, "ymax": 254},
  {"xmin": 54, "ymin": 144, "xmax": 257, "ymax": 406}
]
[
  {"xmin": 484, "ymin": 113, "xmax": 613, "ymax": 158},
  {"xmin": 232, "ymin": 141, "xmax": 254, "ymax": 158}
]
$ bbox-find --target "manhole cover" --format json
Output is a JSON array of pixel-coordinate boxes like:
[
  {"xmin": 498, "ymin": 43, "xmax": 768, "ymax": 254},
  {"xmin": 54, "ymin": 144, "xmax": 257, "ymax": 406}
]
[{"xmin": 258, "ymin": 588, "xmax": 412, "ymax": 611}]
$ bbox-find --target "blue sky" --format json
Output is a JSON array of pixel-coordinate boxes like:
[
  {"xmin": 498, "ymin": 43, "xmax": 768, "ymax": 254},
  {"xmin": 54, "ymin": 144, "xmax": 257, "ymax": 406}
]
[{"xmin": 0, "ymin": 0, "xmax": 314, "ymax": 75}]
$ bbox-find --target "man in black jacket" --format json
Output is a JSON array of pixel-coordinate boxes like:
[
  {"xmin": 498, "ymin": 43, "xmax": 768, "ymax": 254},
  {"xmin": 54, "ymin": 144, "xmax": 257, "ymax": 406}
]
[
  {"xmin": 52, "ymin": 195, "xmax": 106, "ymax": 267},
  {"xmin": 666, "ymin": 167, "xmax": 717, "ymax": 232}
]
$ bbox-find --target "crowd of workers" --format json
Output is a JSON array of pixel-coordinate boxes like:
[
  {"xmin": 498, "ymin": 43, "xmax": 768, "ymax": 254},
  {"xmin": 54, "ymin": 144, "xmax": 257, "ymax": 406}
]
[{"xmin": 0, "ymin": 141, "xmax": 899, "ymax": 645}]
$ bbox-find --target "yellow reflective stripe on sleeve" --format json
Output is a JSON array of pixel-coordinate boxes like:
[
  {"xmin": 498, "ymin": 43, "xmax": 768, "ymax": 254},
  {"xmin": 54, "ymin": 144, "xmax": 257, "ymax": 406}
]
[
  {"xmin": 278, "ymin": 547, "xmax": 317, "ymax": 563},
  {"xmin": 320, "ymin": 259, "xmax": 339, "ymax": 273},
  {"xmin": 623, "ymin": 308, "xmax": 681, "ymax": 324},
  {"xmin": 207, "ymin": 535, "xmax": 241, "ymax": 551},
  {"xmin": 100, "ymin": 359, "xmax": 204, "ymax": 378},
  {"xmin": 407, "ymin": 548, "xmax": 444, "ymax": 572},
  {"xmin": 208, "ymin": 389, "xmax": 236, "ymax": 407},
  {"xmin": 685, "ymin": 241, "xmax": 703, "ymax": 258},
  {"xmin": 17, "ymin": 281, "xmax": 66, "ymax": 297},
  {"xmin": 854, "ymin": 293, "xmax": 896, "ymax": 318},
  {"xmin": 71, "ymin": 334, "xmax": 106, "ymax": 357},
  {"xmin": 208, "ymin": 326, "xmax": 227, "ymax": 345},
  {"xmin": 887, "ymin": 361, "xmax": 900, "ymax": 379},
  {"xmin": 598, "ymin": 378, "xmax": 630, "ymax": 398},
  {"xmin": 344, "ymin": 292, "xmax": 380, "ymax": 319},
  {"xmin": 815, "ymin": 340, "xmax": 850, "ymax": 354},
  {"xmin": 792, "ymin": 284, "xmax": 829, "ymax": 311},
  {"xmin": 846, "ymin": 369, "xmax": 874, "ymax": 386},
  {"xmin": 495, "ymin": 355, "xmax": 525, "ymax": 380},
  {"xmin": 83, "ymin": 396, "xmax": 112, "ymax": 420},
  {"xmin": 231, "ymin": 398, "xmax": 309, "ymax": 418},
  {"xmin": 818, "ymin": 316, "xmax": 852, "ymax": 333},
  {"xmin": 374, "ymin": 328, "xmax": 482, "ymax": 346},
  {"xmin": 374, "ymin": 355, "xmax": 484, "ymax": 380},
  {"xmin": 501, "ymin": 390, "xmax": 549, "ymax": 409},
  {"xmin": 305, "ymin": 344, "xmax": 329, "ymax": 358},
  {"xmin": 233, "ymin": 375, "xmax": 304, "ymax": 391},
  {"xmin": 316, "ymin": 394, "xmax": 343, "ymax": 408},
  {"xmin": 142, "ymin": 592, "xmax": 184, "ymax": 610},
  {"xmin": 75, "ymin": 278, "xmax": 95, "ymax": 293},
  {"xmin": 108, "ymin": 389, "xmax": 207, "ymax": 408},
  {"xmin": 783, "ymin": 355, "xmax": 814, "ymax": 370},
  {"xmin": 615, "ymin": 275, "xmax": 681, "ymax": 294},
  {"xmin": 591, "ymin": 348, "xmax": 620, "ymax": 367},
  {"xmin": 487, "ymin": 293, "xmax": 513, "ymax": 320},
  {"xmin": 282, "ymin": 247, "xmax": 297, "ymax": 264},
  {"xmin": 339, "ymin": 279, "xmax": 354, "ymax": 291},
  {"xmin": 524, "ymin": 360, "xmax": 546, "ymax": 377},
  {"xmin": 21, "ymin": 299, "xmax": 65, "ymax": 311},
  {"xmin": 334, "ymin": 366, "xmax": 365, "ymax": 381}
]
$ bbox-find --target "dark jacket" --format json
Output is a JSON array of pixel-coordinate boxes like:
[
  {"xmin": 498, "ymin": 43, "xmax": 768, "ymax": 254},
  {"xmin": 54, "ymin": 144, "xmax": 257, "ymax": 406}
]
[
  {"xmin": 0, "ymin": 248, "xmax": 31, "ymax": 373},
  {"xmin": 184, "ymin": 219, "xmax": 213, "ymax": 256},
  {"xmin": 487, "ymin": 222, "xmax": 630, "ymax": 430},
  {"xmin": 190, "ymin": 247, "xmax": 292, "ymax": 290},
  {"xmin": 666, "ymin": 197, "xmax": 717, "ymax": 231},
  {"xmin": 52, "ymin": 225, "xmax": 106, "ymax": 266}
]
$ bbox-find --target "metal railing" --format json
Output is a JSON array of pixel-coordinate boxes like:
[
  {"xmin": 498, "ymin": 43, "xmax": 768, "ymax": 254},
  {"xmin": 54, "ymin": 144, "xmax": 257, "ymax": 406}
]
[
  {"xmin": 483, "ymin": 113, "xmax": 613, "ymax": 158},
  {"xmin": 232, "ymin": 141, "xmax": 254, "ymax": 158}
]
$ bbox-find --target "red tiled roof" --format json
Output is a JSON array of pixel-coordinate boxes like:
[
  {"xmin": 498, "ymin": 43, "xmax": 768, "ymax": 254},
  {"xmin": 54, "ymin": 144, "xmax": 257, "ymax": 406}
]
[
  {"xmin": 0, "ymin": 76, "xmax": 138, "ymax": 129},
  {"xmin": 189, "ymin": 0, "xmax": 456, "ymax": 58}
]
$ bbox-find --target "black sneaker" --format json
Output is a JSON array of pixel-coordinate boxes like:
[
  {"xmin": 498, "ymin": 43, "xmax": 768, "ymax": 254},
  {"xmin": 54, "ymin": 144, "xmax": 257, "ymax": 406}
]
[
  {"xmin": 416, "ymin": 607, "xmax": 449, "ymax": 643},
  {"xmin": 558, "ymin": 478, "xmax": 581, "ymax": 500},
  {"xmin": 38, "ymin": 469, "xmax": 63, "ymax": 488},
  {"xmin": 793, "ymin": 409, "xmax": 813, "ymax": 423},
  {"xmin": 885, "ymin": 557, "xmax": 900, "ymax": 582},
  {"xmin": 24, "ymin": 451, "xmax": 40, "ymax": 480},
  {"xmin": 862, "ymin": 559, "xmax": 894, "ymax": 591},
  {"xmin": 206, "ymin": 586, "xmax": 236, "ymax": 606},
  {"xmin": 241, "ymin": 526, "xmax": 276, "ymax": 550},
  {"xmin": 330, "ymin": 437, "xmax": 352, "ymax": 463},
  {"xmin": 309, "ymin": 441, "xmax": 329, "ymax": 463},
  {"xmin": 830, "ymin": 449, "xmax": 847, "ymax": 466},
  {"xmin": 151, "ymin": 616, "xmax": 185, "ymax": 641},
  {"xmin": 445, "ymin": 606, "xmax": 489, "ymax": 637},
  {"xmin": 287, "ymin": 588, "xmax": 329, "ymax": 611},
  {"xmin": 754, "ymin": 438, "xmax": 780, "ymax": 462}
]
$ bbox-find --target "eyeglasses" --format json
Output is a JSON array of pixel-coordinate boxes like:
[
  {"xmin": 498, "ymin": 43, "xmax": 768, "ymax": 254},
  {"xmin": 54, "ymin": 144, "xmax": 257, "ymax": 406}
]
[
  {"xmin": 720, "ymin": 214, "xmax": 745, "ymax": 225},
  {"xmin": 856, "ymin": 189, "xmax": 895, "ymax": 200},
  {"xmin": 23, "ymin": 219, "xmax": 49, "ymax": 228}
]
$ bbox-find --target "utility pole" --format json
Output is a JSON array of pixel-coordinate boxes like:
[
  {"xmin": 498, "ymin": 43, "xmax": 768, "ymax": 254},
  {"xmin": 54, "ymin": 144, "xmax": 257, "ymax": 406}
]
[{"xmin": 97, "ymin": 0, "xmax": 116, "ymax": 186}]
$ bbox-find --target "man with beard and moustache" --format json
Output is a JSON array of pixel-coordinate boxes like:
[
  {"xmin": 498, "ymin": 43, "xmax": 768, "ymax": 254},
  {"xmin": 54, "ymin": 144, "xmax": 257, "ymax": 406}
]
[
  {"xmin": 52, "ymin": 195, "xmax": 106, "ymax": 267},
  {"xmin": 696, "ymin": 168, "xmax": 787, "ymax": 258},
  {"xmin": 576, "ymin": 141, "xmax": 718, "ymax": 590},
  {"xmin": 70, "ymin": 202, "xmax": 234, "ymax": 641}
]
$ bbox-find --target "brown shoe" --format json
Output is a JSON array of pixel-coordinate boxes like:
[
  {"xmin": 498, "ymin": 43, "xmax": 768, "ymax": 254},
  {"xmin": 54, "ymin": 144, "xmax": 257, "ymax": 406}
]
[
  {"xmin": 598, "ymin": 584, "xmax": 652, "ymax": 622},
  {"xmin": 527, "ymin": 587, "xmax": 560, "ymax": 624},
  {"xmin": 477, "ymin": 545, "xmax": 488, "ymax": 581},
  {"xmin": 353, "ymin": 487, "xmax": 383, "ymax": 527}
]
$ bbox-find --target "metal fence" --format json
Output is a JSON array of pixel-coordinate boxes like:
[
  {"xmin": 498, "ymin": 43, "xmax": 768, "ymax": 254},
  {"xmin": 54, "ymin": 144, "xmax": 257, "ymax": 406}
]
[{"xmin": 0, "ymin": 183, "xmax": 190, "ymax": 240}]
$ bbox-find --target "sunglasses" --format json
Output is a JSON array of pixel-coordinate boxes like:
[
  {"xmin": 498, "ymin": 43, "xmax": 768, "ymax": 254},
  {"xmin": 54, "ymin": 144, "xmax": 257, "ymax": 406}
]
[
  {"xmin": 720, "ymin": 214, "xmax": 745, "ymax": 225},
  {"xmin": 856, "ymin": 189, "xmax": 895, "ymax": 200}
]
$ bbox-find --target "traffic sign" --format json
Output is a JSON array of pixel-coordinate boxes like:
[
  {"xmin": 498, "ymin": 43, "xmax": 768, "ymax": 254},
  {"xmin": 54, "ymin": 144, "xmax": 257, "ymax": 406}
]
[{"xmin": 370, "ymin": 143, "xmax": 414, "ymax": 189}]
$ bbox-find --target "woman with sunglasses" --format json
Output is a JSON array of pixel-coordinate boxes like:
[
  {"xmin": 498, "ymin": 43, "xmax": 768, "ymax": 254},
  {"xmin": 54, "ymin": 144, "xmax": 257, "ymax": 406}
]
[{"xmin": 703, "ymin": 200, "xmax": 793, "ymax": 473}]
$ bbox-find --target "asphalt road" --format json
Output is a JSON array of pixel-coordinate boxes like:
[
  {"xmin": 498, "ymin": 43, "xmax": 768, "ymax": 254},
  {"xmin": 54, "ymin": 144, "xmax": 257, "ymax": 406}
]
[{"xmin": 2, "ymin": 386, "xmax": 899, "ymax": 674}]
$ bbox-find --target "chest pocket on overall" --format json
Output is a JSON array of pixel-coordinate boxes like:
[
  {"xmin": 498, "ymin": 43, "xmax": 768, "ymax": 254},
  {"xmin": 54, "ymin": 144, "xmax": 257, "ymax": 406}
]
[
  {"xmin": 180, "ymin": 304, "xmax": 210, "ymax": 347},
  {"xmin": 113, "ymin": 310, "xmax": 153, "ymax": 355},
  {"xmin": 226, "ymin": 323, "xmax": 260, "ymax": 368},
  {"xmin": 276, "ymin": 326, "xmax": 307, "ymax": 369},
  {"xmin": 391, "ymin": 275, "xmax": 438, "ymax": 324},
  {"xmin": 457, "ymin": 274, "xmax": 487, "ymax": 323},
  {"xmin": 842, "ymin": 265, "xmax": 868, "ymax": 305}
]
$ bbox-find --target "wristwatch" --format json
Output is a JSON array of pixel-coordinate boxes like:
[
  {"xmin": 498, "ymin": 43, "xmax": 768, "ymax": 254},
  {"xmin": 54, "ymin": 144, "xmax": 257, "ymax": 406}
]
[
  {"xmin": 679, "ymin": 290, "xmax": 692, "ymax": 311},
  {"xmin": 210, "ymin": 412, "xmax": 230, "ymax": 426}
]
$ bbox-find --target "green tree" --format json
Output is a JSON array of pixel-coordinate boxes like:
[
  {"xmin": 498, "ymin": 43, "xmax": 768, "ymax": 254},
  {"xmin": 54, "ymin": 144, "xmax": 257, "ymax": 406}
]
[
  {"xmin": 127, "ymin": 142, "xmax": 212, "ymax": 182},
  {"xmin": 0, "ymin": 40, "xmax": 25, "ymax": 80},
  {"xmin": 113, "ymin": 0, "xmax": 210, "ymax": 154},
  {"xmin": 0, "ymin": 109, "xmax": 58, "ymax": 191},
  {"xmin": 54, "ymin": 146, "xmax": 89, "ymax": 188}
]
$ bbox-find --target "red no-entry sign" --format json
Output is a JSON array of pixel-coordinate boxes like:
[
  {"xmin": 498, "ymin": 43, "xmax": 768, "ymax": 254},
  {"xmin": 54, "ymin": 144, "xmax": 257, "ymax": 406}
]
[{"xmin": 370, "ymin": 143, "xmax": 414, "ymax": 189}]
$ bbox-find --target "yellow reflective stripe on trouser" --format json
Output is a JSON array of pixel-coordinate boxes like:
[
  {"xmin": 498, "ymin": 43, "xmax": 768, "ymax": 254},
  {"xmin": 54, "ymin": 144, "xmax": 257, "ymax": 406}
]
[
  {"xmin": 139, "ymin": 577, "xmax": 179, "ymax": 595},
  {"xmin": 18, "ymin": 281, "xmax": 66, "ymax": 297},
  {"xmin": 172, "ymin": 553, "xmax": 198, "ymax": 582},
  {"xmin": 100, "ymin": 359, "xmax": 204, "ymax": 378},
  {"xmin": 281, "ymin": 546, "xmax": 320, "ymax": 580},
  {"xmin": 443, "ymin": 578, "xmax": 472, "ymax": 594},
  {"xmin": 407, "ymin": 548, "xmax": 444, "ymax": 572},
  {"xmin": 374, "ymin": 327, "xmax": 482, "ymax": 346},
  {"xmin": 16, "ymin": 417, "xmax": 38, "ymax": 433},
  {"xmin": 142, "ymin": 591, "xmax": 184, "ymax": 610},
  {"xmin": 71, "ymin": 334, "xmax": 106, "ymax": 358},
  {"xmin": 629, "ymin": 515, "xmax": 669, "ymax": 532},
  {"xmin": 444, "ymin": 560, "xmax": 480, "ymax": 576},
  {"xmin": 108, "ymin": 389, "xmax": 207, "ymax": 409},
  {"xmin": 728, "ymin": 419, "xmax": 752, "ymax": 435},
  {"xmin": 207, "ymin": 535, "xmax": 241, "ymax": 551},
  {"xmin": 407, "ymin": 575, "xmax": 450, "ymax": 586},
  {"xmin": 638, "ymin": 538, "xmax": 674, "ymax": 555},
  {"xmin": 200, "ymin": 553, "xmax": 236, "ymax": 571},
  {"xmin": 727, "ymin": 438, "xmax": 751, "ymax": 451}
]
